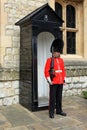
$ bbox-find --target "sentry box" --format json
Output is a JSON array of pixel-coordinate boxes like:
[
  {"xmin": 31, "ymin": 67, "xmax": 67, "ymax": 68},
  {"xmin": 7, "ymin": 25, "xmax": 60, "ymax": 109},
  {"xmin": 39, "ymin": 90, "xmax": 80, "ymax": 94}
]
[{"xmin": 15, "ymin": 3, "xmax": 63, "ymax": 111}]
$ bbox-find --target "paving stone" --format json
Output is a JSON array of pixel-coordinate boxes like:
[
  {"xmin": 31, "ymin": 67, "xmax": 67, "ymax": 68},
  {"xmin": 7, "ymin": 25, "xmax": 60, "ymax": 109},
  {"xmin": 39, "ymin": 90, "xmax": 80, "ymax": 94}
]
[
  {"xmin": 0, "ymin": 113, "xmax": 11, "ymax": 129},
  {"xmin": 27, "ymin": 123, "xmax": 51, "ymax": 130},
  {"xmin": 34, "ymin": 110, "xmax": 49, "ymax": 121},
  {"xmin": 59, "ymin": 125, "xmax": 87, "ymax": 130},
  {"xmin": 0, "ymin": 105, "xmax": 36, "ymax": 127},
  {"xmin": 0, "ymin": 128, "xmax": 4, "ymax": 130},
  {"xmin": 51, "ymin": 116, "xmax": 82, "ymax": 128},
  {"xmin": 72, "ymin": 112, "xmax": 87, "ymax": 124},
  {"xmin": 0, "ymin": 96, "xmax": 87, "ymax": 130},
  {"xmin": 43, "ymin": 120, "xmax": 61, "ymax": 129},
  {"xmin": 4, "ymin": 126, "xmax": 28, "ymax": 130}
]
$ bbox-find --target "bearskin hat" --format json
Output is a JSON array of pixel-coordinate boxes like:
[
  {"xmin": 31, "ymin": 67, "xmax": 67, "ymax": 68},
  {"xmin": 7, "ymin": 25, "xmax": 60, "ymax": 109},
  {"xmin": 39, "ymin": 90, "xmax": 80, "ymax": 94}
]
[{"xmin": 50, "ymin": 38, "xmax": 64, "ymax": 53}]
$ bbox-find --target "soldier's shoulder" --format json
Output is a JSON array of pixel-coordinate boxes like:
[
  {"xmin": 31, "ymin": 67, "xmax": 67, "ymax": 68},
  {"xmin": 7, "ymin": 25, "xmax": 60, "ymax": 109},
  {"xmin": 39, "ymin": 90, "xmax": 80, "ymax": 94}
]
[
  {"xmin": 46, "ymin": 57, "xmax": 51, "ymax": 62},
  {"xmin": 47, "ymin": 57, "xmax": 51, "ymax": 60},
  {"xmin": 59, "ymin": 57, "xmax": 64, "ymax": 62}
]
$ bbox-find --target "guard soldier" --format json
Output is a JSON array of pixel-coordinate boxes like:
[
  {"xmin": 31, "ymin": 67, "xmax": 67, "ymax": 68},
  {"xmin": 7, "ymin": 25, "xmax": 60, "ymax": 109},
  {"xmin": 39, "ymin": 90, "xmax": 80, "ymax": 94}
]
[{"xmin": 44, "ymin": 38, "xmax": 67, "ymax": 118}]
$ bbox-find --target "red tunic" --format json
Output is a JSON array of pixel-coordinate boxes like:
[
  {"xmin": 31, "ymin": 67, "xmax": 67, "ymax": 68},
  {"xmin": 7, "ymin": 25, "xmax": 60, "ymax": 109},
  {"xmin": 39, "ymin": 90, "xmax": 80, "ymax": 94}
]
[{"xmin": 44, "ymin": 57, "xmax": 66, "ymax": 84}]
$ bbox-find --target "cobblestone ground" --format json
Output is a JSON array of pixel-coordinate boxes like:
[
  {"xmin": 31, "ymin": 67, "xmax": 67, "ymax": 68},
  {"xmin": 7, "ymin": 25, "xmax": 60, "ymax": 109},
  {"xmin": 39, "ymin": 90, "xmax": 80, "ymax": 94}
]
[{"xmin": 0, "ymin": 96, "xmax": 87, "ymax": 130}]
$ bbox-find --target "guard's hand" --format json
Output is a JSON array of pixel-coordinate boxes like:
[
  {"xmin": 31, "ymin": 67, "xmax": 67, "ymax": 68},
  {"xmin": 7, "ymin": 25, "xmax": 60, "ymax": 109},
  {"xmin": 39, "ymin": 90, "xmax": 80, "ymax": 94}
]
[
  {"xmin": 63, "ymin": 83, "xmax": 66, "ymax": 86},
  {"xmin": 47, "ymin": 77, "xmax": 53, "ymax": 85},
  {"xmin": 63, "ymin": 79, "xmax": 66, "ymax": 86}
]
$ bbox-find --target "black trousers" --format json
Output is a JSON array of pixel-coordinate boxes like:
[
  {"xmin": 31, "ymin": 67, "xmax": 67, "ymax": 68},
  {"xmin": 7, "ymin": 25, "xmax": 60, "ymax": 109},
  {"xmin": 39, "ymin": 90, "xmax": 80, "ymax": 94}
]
[{"xmin": 49, "ymin": 84, "xmax": 63, "ymax": 115}]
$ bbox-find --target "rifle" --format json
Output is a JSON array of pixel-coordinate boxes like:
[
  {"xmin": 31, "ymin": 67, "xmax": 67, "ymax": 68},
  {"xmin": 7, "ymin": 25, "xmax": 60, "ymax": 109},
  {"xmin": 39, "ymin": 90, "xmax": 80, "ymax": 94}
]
[{"xmin": 49, "ymin": 55, "xmax": 55, "ymax": 81}]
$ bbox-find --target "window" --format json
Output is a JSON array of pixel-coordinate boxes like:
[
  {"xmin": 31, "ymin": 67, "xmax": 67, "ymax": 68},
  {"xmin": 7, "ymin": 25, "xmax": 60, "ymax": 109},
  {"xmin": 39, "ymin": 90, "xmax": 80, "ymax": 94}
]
[
  {"xmin": 55, "ymin": 2, "xmax": 77, "ymax": 55},
  {"xmin": 66, "ymin": 5, "xmax": 76, "ymax": 54},
  {"xmin": 66, "ymin": 5, "xmax": 75, "ymax": 28},
  {"xmin": 67, "ymin": 32, "xmax": 76, "ymax": 54}
]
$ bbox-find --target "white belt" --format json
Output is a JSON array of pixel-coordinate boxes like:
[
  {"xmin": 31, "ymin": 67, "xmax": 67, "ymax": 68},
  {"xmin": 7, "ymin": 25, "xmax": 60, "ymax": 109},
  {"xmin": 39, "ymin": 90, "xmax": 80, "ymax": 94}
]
[{"xmin": 55, "ymin": 70, "xmax": 62, "ymax": 73}]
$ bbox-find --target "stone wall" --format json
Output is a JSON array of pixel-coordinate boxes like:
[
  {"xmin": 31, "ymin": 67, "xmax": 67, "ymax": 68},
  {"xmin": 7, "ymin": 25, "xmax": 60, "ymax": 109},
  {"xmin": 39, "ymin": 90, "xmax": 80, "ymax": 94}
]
[
  {"xmin": 63, "ymin": 61, "xmax": 87, "ymax": 96},
  {"xmin": 0, "ymin": 81, "xmax": 19, "ymax": 105},
  {"xmin": 0, "ymin": 0, "xmax": 47, "ymax": 106},
  {"xmin": 64, "ymin": 75, "xmax": 87, "ymax": 96}
]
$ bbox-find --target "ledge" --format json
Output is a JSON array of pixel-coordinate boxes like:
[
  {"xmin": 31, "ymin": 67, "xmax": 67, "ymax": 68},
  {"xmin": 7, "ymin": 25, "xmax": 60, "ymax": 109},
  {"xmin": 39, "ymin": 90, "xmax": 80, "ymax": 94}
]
[
  {"xmin": 65, "ymin": 60, "xmax": 87, "ymax": 66},
  {"xmin": 69, "ymin": 0, "xmax": 83, "ymax": 2}
]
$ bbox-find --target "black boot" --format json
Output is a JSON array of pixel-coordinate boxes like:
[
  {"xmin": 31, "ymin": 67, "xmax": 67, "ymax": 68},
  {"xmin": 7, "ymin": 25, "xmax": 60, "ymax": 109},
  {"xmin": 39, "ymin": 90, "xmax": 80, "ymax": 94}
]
[
  {"xmin": 49, "ymin": 113, "xmax": 54, "ymax": 118},
  {"xmin": 56, "ymin": 111, "xmax": 67, "ymax": 116}
]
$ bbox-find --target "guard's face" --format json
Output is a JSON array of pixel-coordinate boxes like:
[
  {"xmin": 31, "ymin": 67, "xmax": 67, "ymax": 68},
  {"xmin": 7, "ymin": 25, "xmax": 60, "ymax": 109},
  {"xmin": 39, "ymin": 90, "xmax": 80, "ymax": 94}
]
[{"xmin": 53, "ymin": 52, "xmax": 60, "ymax": 58}]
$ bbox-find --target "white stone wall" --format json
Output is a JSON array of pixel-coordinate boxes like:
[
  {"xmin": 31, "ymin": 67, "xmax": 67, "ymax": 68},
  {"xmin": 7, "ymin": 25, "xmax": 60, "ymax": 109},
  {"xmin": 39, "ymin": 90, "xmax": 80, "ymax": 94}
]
[
  {"xmin": 63, "ymin": 76, "xmax": 87, "ymax": 96},
  {"xmin": 0, "ymin": 81, "xmax": 19, "ymax": 105}
]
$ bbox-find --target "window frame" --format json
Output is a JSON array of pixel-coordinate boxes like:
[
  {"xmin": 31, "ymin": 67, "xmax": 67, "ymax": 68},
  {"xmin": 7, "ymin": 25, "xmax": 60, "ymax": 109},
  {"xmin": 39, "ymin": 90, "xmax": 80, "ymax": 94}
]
[{"xmin": 55, "ymin": 0, "xmax": 83, "ymax": 59}]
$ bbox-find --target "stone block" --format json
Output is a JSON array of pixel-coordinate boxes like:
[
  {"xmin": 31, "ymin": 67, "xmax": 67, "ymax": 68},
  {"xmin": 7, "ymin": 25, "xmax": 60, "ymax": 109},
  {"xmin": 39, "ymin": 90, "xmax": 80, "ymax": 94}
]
[
  {"xmin": 0, "ymin": 89, "xmax": 6, "ymax": 98},
  {"xmin": 12, "ymin": 95, "xmax": 19, "ymax": 104},
  {"xmin": 73, "ymin": 83, "xmax": 82, "ymax": 89},
  {"xmin": 72, "ymin": 77, "xmax": 79, "ymax": 83},
  {"xmin": 4, "ymin": 55, "xmax": 13, "ymax": 61},
  {"xmin": 13, "ymin": 48, "xmax": 19, "ymax": 55},
  {"xmin": 6, "ymin": 88, "xmax": 15, "ymax": 96},
  {"xmin": 65, "ymin": 77, "xmax": 71, "ymax": 83},
  {"xmin": 69, "ymin": 83, "xmax": 74, "ymax": 89},
  {"xmin": 63, "ymin": 84, "xmax": 69, "ymax": 90},
  {"xmin": 72, "ymin": 89, "xmax": 78, "ymax": 95},
  {"xmin": 12, "ymin": 81, "xmax": 19, "ymax": 89},
  {"xmin": 15, "ymin": 89, "xmax": 19, "ymax": 94},
  {"xmin": 5, "ymin": 48, "xmax": 12, "ymax": 55},
  {"xmin": 82, "ymin": 82, "xmax": 87, "ymax": 88},
  {"xmin": 77, "ymin": 89, "xmax": 82, "ymax": 95},
  {"xmin": 66, "ymin": 90, "xmax": 73, "ymax": 96},
  {"xmin": 3, "ymin": 97, "xmax": 13, "ymax": 106},
  {"xmin": 4, "ymin": 82, "xmax": 11, "ymax": 88},
  {"xmin": 0, "ymin": 82, "xmax": 4, "ymax": 88},
  {"xmin": 0, "ymin": 99, "xmax": 3, "ymax": 105},
  {"xmin": 80, "ymin": 76, "xmax": 87, "ymax": 82}
]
